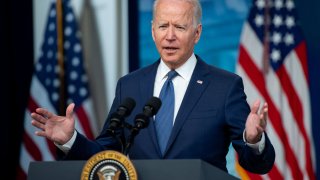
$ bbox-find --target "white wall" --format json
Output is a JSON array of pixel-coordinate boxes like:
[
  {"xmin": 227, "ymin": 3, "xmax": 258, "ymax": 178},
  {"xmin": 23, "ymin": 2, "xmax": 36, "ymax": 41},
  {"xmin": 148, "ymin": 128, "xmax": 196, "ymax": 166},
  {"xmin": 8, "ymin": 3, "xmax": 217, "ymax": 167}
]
[{"xmin": 33, "ymin": 0, "xmax": 128, "ymax": 129}]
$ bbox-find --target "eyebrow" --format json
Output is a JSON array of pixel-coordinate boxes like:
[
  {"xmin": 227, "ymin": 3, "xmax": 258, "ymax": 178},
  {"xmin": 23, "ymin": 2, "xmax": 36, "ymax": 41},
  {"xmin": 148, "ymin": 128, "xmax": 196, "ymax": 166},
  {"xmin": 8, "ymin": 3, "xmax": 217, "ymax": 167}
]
[{"xmin": 156, "ymin": 21, "xmax": 188, "ymax": 27}]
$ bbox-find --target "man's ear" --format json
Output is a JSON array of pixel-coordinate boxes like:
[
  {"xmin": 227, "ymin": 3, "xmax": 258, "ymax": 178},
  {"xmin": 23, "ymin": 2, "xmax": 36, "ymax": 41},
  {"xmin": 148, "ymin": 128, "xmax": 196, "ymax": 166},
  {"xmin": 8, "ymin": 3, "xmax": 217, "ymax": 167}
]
[
  {"xmin": 151, "ymin": 21, "xmax": 155, "ymax": 41},
  {"xmin": 194, "ymin": 24, "xmax": 202, "ymax": 44}
]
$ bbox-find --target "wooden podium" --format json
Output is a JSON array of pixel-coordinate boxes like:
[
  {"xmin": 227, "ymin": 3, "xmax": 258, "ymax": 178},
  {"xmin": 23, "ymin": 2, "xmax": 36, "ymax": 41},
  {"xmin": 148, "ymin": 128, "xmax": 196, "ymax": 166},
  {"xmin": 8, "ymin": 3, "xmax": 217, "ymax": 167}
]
[{"xmin": 28, "ymin": 159, "xmax": 239, "ymax": 180}]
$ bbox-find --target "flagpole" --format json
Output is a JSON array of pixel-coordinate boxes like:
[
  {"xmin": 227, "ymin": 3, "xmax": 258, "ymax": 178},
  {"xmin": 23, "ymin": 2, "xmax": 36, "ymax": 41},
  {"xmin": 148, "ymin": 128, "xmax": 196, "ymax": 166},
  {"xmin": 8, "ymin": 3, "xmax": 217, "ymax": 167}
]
[
  {"xmin": 263, "ymin": 0, "xmax": 270, "ymax": 74},
  {"xmin": 56, "ymin": 0, "xmax": 66, "ymax": 115}
]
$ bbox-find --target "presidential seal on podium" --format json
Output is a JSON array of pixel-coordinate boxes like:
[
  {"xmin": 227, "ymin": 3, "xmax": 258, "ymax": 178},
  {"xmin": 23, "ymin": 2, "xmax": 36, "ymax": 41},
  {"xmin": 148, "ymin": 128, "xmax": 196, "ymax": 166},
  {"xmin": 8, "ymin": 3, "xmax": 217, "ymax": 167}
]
[{"xmin": 81, "ymin": 150, "xmax": 138, "ymax": 180}]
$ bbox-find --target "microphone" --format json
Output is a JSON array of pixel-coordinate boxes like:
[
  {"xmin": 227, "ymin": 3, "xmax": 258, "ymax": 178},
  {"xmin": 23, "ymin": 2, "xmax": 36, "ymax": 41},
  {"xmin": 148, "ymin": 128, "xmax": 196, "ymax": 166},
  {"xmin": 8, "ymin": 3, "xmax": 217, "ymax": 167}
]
[
  {"xmin": 124, "ymin": 97, "xmax": 162, "ymax": 155},
  {"xmin": 106, "ymin": 97, "xmax": 136, "ymax": 135},
  {"xmin": 134, "ymin": 96, "xmax": 162, "ymax": 129}
]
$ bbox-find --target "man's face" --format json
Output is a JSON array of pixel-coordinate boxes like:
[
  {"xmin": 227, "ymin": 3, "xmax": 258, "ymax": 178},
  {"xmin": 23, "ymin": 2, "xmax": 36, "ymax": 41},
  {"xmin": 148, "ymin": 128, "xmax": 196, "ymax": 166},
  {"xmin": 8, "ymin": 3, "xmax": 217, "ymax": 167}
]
[{"xmin": 152, "ymin": 0, "xmax": 202, "ymax": 69}]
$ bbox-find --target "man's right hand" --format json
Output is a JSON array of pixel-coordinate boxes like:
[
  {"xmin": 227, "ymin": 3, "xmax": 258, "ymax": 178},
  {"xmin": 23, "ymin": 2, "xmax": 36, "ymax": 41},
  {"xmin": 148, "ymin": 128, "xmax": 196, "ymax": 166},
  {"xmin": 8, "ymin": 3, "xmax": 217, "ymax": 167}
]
[{"xmin": 31, "ymin": 103, "xmax": 76, "ymax": 145}]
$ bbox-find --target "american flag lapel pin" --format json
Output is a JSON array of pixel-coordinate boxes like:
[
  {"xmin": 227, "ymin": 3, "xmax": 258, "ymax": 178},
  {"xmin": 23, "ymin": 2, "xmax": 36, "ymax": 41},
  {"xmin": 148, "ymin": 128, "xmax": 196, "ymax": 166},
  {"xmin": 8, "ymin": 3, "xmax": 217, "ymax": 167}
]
[{"xmin": 197, "ymin": 80, "xmax": 203, "ymax": 84}]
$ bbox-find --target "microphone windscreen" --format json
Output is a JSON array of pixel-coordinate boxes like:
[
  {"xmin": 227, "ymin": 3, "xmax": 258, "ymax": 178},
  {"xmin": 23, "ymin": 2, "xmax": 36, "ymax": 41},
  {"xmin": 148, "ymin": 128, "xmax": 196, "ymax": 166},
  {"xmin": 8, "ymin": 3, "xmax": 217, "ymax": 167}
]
[
  {"xmin": 145, "ymin": 97, "xmax": 162, "ymax": 115},
  {"xmin": 120, "ymin": 97, "xmax": 136, "ymax": 116}
]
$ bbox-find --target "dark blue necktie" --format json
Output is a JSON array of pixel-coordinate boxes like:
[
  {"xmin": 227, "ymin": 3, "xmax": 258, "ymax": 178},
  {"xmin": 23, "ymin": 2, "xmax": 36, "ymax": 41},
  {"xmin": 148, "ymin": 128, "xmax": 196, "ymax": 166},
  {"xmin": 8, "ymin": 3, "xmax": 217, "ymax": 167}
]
[{"xmin": 155, "ymin": 70, "xmax": 178, "ymax": 155}]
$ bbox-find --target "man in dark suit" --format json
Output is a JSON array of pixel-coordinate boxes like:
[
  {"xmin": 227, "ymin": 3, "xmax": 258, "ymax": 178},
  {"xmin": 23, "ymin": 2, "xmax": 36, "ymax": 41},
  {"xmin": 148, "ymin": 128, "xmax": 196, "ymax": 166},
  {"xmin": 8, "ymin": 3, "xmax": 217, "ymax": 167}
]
[{"xmin": 31, "ymin": 0, "xmax": 275, "ymax": 174}]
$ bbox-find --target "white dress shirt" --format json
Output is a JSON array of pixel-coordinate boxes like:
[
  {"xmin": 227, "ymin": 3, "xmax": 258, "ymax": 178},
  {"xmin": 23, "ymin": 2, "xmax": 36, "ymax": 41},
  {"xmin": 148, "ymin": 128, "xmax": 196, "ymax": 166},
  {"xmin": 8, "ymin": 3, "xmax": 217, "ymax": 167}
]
[{"xmin": 153, "ymin": 53, "xmax": 197, "ymax": 123}]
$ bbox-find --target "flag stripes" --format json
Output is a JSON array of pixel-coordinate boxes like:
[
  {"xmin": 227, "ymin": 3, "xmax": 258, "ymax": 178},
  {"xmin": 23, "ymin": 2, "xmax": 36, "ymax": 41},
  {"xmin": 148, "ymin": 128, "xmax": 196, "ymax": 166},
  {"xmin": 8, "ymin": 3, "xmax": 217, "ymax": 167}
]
[
  {"xmin": 236, "ymin": 0, "xmax": 316, "ymax": 179},
  {"xmin": 18, "ymin": 0, "xmax": 97, "ymax": 179}
]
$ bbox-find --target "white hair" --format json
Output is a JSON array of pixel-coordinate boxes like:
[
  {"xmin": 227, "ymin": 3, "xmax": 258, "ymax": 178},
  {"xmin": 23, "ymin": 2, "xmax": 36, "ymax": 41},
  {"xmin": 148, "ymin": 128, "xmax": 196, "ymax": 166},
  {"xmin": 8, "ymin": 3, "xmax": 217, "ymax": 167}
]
[{"xmin": 152, "ymin": 0, "xmax": 202, "ymax": 27}]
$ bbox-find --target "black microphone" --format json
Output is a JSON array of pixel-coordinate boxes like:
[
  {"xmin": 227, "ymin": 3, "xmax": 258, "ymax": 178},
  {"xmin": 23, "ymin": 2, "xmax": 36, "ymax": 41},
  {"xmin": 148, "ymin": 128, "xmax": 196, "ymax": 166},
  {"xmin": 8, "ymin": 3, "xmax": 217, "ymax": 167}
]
[
  {"xmin": 134, "ymin": 96, "xmax": 162, "ymax": 129},
  {"xmin": 107, "ymin": 97, "xmax": 136, "ymax": 135},
  {"xmin": 124, "ymin": 97, "xmax": 162, "ymax": 155}
]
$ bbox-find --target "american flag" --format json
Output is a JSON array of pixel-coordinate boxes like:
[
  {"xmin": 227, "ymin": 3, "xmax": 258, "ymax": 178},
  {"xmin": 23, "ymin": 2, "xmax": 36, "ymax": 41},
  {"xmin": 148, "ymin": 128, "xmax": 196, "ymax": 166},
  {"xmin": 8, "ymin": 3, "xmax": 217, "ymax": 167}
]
[
  {"xmin": 17, "ymin": 0, "xmax": 97, "ymax": 179},
  {"xmin": 236, "ymin": 0, "xmax": 316, "ymax": 179}
]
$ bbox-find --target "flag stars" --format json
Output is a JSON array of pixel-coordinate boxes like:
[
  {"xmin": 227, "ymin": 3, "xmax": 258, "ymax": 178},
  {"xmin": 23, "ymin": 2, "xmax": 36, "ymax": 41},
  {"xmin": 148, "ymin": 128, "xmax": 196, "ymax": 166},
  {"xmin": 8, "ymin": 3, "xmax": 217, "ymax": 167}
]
[
  {"xmin": 53, "ymin": 79, "xmax": 60, "ymax": 87},
  {"xmin": 271, "ymin": 49, "xmax": 281, "ymax": 62},
  {"xmin": 286, "ymin": 0, "xmax": 294, "ymax": 10},
  {"xmin": 48, "ymin": 23, "xmax": 55, "ymax": 31},
  {"xmin": 275, "ymin": 0, "xmax": 283, "ymax": 10},
  {"xmin": 284, "ymin": 33, "xmax": 294, "ymax": 45},
  {"xmin": 46, "ymin": 64, "xmax": 52, "ymax": 72},
  {"xmin": 72, "ymin": 57, "xmax": 80, "ymax": 66},
  {"xmin": 51, "ymin": 92, "xmax": 59, "ymax": 102},
  {"xmin": 272, "ymin": 32, "xmax": 282, "ymax": 45},
  {"xmin": 256, "ymin": 0, "xmax": 265, "ymax": 9},
  {"xmin": 66, "ymin": 13, "xmax": 74, "ymax": 22},
  {"xmin": 273, "ymin": 15, "xmax": 283, "ymax": 27},
  {"xmin": 64, "ymin": 41, "xmax": 70, "ymax": 49},
  {"xmin": 50, "ymin": 9, "xmax": 56, "ymax": 18},
  {"xmin": 79, "ymin": 87, "xmax": 87, "ymax": 97},
  {"xmin": 68, "ymin": 84, "xmax": 76, "ymax": 94},
  {"xmin": 74, "ymin": 43, "xmax": 82, "ymax": 53},
  {"xmin": 47, "ymin": 50, "xmax": 53, "ymax": 59},
  {"xmin": 70, "ymin": 71, "xmax": 78, "ymax": 80},
  {"xmin": 255, "ymin": 15, "xmax": 264, "ymax": 27},
  {"xmin": 35, "ymin": 0, "xmax": 91, "ymax": 108},
  {"xmin": 36, "ymin": 63, "xmax": 42, "ymax": 72},
  {"xmin": 64, "ymin": 26, "xmax": 72, "ymax": 36},
  {"xmin": 48, "ymin": 37, "xmax": 54, "ymax": 45},
  {"xmin": 285, "ymin": 16, "xmax": 295, "ymax": 28}
]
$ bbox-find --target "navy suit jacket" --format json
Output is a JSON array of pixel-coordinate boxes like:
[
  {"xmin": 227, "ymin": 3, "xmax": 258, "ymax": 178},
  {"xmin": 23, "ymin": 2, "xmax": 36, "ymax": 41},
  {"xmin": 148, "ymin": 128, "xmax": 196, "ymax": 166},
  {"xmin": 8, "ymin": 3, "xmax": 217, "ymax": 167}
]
[{"xmin": 64, "ymin": 55, "xmax": 275, "ymax": 174}]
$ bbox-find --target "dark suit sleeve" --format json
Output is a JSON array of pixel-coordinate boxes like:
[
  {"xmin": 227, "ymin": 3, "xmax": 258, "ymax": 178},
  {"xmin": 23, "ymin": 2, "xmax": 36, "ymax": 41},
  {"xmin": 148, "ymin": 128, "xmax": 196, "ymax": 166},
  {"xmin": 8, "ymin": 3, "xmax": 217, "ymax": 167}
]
[
  {"xmin": 238, "ymin": 133, "xmax": 275, "ymax": 174},
  {"xmin": 226, "ymin": 76, "xmax": 275, "ymax": 174},
  {"xmin": 57, "ymin": 80, "xmax": 125, "ymax": 160}
]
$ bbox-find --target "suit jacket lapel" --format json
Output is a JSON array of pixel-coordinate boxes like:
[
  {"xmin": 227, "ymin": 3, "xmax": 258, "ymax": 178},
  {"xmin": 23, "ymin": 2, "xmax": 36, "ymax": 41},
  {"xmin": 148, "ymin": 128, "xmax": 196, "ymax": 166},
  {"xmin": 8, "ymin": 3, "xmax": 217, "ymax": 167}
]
[
  {"xmin": 164, "ymin": 58, "xmax": 210, "ymax": 155},
  {"xmin": 139, "ymin": 60, "xmax": 162, "ymax": 156},
  {"xmin": 139, "ymin": 63, "xmax": 158, "ymax": 105}
]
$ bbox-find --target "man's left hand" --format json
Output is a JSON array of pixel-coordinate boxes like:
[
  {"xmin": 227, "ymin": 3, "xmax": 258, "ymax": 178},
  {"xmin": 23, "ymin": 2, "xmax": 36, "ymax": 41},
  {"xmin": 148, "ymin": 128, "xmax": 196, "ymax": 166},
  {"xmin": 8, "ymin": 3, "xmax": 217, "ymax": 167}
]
[{"xmin": 245, "ymin": 99, "xmax": 268, "ymax": 144}]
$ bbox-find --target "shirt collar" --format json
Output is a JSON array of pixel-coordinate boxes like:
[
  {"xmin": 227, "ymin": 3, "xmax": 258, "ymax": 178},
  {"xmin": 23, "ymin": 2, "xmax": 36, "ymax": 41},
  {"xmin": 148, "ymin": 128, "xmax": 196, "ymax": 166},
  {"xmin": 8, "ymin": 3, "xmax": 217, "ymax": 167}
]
[{"xmin": 158, "ymin": 53, "xmax": 197, "ymax": 81}]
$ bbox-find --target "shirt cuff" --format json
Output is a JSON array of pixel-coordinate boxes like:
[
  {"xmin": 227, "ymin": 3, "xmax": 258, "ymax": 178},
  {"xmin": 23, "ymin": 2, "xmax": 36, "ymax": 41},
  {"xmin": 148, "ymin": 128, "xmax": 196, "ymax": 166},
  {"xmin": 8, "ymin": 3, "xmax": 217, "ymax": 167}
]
[
  {"xmin": 54, "ymin": 130, "xmax": 77, "ymax": 154},
  {"xmin": 243, "ymin": 130, "xmax": 266, "ymax": 155}
]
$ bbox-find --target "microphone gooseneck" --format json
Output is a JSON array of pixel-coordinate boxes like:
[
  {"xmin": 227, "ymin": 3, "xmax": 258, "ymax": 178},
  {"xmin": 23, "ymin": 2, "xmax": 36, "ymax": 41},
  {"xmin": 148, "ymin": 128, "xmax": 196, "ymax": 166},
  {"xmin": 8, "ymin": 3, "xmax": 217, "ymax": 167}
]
[
  {"xmin": 124, "ymin": 97, "xmax": 162, "ymax": 155},
  {"xmin": 106, "ymin": 97, "xmax": 136, "ymax": 135}
]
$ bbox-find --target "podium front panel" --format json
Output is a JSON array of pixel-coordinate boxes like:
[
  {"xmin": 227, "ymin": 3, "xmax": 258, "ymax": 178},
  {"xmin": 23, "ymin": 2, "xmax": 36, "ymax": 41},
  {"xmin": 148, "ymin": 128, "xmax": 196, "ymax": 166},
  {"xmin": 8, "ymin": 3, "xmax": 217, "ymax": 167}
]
[{"xmin": 28, "ymin": 159, "xmax": 239, "ymax": 180}]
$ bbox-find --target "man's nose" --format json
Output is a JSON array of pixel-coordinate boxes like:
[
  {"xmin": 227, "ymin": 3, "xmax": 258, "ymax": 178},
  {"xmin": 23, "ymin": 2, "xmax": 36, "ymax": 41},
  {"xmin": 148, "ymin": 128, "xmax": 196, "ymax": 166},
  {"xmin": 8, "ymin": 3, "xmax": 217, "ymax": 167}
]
[{"xmin": 165, "ymin": 26, "xmax": 176, "ymax": 41}]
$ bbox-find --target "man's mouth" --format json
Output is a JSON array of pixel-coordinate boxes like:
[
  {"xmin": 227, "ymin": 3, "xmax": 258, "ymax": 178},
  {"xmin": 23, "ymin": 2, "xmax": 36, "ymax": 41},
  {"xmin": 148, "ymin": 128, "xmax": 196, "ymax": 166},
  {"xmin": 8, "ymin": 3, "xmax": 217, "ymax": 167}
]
[{"xmin": 163, "ymin": 47, "xmax": 178, "ymax": 53}]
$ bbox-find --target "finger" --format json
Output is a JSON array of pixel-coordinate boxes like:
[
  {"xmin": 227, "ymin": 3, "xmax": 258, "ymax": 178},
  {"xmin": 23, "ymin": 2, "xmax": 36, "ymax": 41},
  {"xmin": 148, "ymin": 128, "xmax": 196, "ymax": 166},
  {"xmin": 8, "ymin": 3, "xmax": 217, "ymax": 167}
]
[
  {"xmin": 263, "ymin": 105, "xmax": 268, "ymax": 120},
  {"xmin": 66, "ymin": 103, "xmax": 75, "ymax": 119},
  {"xmin": 256, "ymin": 124, "xmax": 265, "ymax": 133},
  {"xmin": 259, "ymin": 104, "xmax": 268, "ymax": 127},
  {"xmin": 250, "ymin": 99, "xmax": 261, "ymax": 114},
  {"xmin": 35, "ymin": 131, "xmax": 47, "ymax": 137},
  {"xmin": 259, "ymin": 119, "xmax": 266, "ymax": 130},
  {"xmin": 259, "ymin": 102, "xmax": 268, "ymax": 114},
  {"xmin": 264, "ymin": 102, "xmax": 268, "ymax": 108},
  {"xmin": 36, "ymin": 108, "xmax": 56, "ymax": 119},
  {"xmin": 31, "ymin": 112, "xmax": 47, "ymax": 124},
  {"xmin": 31, "ymin": 120, "xmax": 46, "ymax": 131}
]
